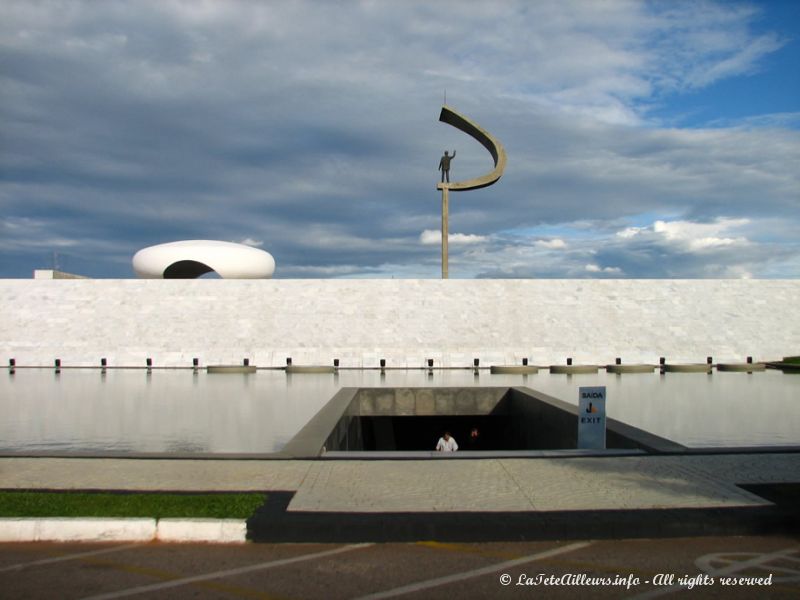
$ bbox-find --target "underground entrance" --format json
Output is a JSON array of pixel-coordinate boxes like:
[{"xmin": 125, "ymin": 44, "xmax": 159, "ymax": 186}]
[{"xmin": 280, "ymin": 387, "xmax": 684, "ymax": 458}]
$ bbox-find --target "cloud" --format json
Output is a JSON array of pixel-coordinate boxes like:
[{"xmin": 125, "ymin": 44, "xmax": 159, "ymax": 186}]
[
  {"xmin": 461, "ymin": 215, "xmax": 798, "ymax": 279},
  {"xmin": 592, "ymin": 217, "xmax": 792, "ymax": 278},
  {"xmin": 616, "ymin": 227, "xmax": 643, "ymax": 239},
  {"xmin": 653, "ymin": 218, "xmax": 749, "ymax": 250},
  {"xmin": 585, "ymin": 264, "xmax": 622, "ymax": 274},
  {"xmin": 534, "ymin": 238, "xmax": 567, "ymax": 249},
  {"xmin": 618, "ymin": 218, "xmax": 751, "ymax": 251},
  {"xmin": 419, "ymin": 230, "xmax": 488, "ymax": 245},
  {"xmin": 683, "ymin": 32, "xmax": 785, "ymax": 89},
  {"xmin": 0, "ymin": 217, "xmax": 80, "ymax": 250},
  {"xmin": 238, "ymin": 238, "xmax": 263, "ymax": 247}
]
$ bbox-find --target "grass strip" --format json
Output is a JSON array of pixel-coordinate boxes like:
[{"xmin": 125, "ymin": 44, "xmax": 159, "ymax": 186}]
[{"xmin": 0, "ymin": 491, "xmax": 265, "ymax": 519}]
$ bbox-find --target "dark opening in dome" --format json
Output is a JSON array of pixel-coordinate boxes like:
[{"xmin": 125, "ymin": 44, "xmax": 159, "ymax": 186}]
[{"xmin": 163, "ymin": 260, "xmax": 215, "ymax": 279}]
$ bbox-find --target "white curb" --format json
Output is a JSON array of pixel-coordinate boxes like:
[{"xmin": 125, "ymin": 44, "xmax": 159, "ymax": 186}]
[
  {"xmin": 157, "ymin": 519, "xmax": 247, "ymax": 543},
  {"xmin": 0, "ymin": 518, "xmax": 155, "ymax": 542},
  {"xmin": 0, "ymin": 518, "xmax": 247, "ymax": 543}
]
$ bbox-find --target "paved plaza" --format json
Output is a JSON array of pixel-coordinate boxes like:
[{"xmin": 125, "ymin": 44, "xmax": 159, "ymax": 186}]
[
  {"xmin": 1, "ymin": 453, "xmax": 798, "ymax": 543},
  {"xmin": 2, "ymin": 454, "xmax": 797, "ymax": 513}
]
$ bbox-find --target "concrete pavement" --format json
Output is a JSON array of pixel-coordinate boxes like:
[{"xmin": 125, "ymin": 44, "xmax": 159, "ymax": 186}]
[
  {"xmin": 1, "ymin": 454, "xmax": 798, "ymax": 512},
  {"xmin": 1, "ymin": 453, "xmax": 798, "ymax": 542}
]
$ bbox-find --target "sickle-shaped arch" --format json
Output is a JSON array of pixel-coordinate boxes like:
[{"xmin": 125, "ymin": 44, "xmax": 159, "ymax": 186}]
[{"xmin": 437, "ymin": 104, "xmax": 507, "ymax": 191}]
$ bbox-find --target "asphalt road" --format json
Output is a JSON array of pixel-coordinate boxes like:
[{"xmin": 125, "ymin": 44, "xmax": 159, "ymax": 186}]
[{"xmin": 0, "ymin": 535, "xmax": 798, "ymax": 600}]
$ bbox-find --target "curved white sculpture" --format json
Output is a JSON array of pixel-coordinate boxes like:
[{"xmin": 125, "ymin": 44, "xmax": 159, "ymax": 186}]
[{"xmin": 133, "ymin": 240, "xmax": 275, "ymax": 279}]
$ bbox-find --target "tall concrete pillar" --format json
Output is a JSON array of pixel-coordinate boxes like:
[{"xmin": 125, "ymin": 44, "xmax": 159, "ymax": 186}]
[{"xmin": 441, "ymin": 185, "xmax": 449, "ymax": 279}]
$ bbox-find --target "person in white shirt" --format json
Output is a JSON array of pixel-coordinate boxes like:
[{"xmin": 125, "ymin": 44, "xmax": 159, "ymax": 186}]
[{"xmin": 435, "ymin": 431, "xmax": 458, "ymax": 452}]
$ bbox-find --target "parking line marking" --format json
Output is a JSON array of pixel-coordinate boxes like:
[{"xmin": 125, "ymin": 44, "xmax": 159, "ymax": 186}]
[
  {"xmin": 353, "ymin": 541, "xmax": 592, "ymax": 600},
  {"xmin": 78, "ymin": 543, "xmax": 373, "ymax": 600},
  {"xmin": 0, "ymin": 543, "xmax": 142, "ymax": 573}
]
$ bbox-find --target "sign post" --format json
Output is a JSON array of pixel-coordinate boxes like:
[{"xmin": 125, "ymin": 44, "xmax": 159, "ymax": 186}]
[{"xmin": 578, "ymin": 386, "xmax": 606, "ymax": 449}]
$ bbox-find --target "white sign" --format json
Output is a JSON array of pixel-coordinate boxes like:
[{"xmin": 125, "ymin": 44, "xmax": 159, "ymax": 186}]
[{"xmin": 578, "ymin": 386, "xmax": 606, "ymax": 449}]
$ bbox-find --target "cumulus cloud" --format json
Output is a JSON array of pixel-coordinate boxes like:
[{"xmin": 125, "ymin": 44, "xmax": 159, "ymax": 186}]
[
  {"xmin": 617, "ymin": 218, "xmax": 751, "ymax": 251},
  {"xmin": 534, "ymin": 238, "xmax": 567, "ymax": 249},
  {"xmin": 585, "ymin": 264, "xmax": 622, "ymax": 274},
  {"xmin": 653, "ymin": 219, "xmax": 750, "ymax": 250},
  {"xmin": 616, "ymin": 227, "xmax": 643, "ymax": 239},
  {"xmin": 419, "ymin": 230, "xmax": 488, "ymax": 245},
  {"xmin": 462, "ymin": 215, "xmax": 797, "ymax": 279}
]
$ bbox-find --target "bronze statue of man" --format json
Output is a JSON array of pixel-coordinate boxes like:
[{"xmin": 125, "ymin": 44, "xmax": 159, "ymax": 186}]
[{"xmin": 438, "ymin": 150, "xmax": 456, "ymax": 183}]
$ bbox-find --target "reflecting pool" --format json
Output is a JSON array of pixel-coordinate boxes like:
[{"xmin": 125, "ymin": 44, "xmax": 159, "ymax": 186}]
[{"xmin": 1, "ymin": 368, "xmax": 798, "ymax": 454}]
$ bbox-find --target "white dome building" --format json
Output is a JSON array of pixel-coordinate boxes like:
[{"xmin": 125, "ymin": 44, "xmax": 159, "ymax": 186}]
[{"xmin": 132, "ymin": 240, "xmax": 275, "ymax": 279}]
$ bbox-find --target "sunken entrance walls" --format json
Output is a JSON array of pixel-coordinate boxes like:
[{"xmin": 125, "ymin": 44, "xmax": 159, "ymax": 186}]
[{"xmin": 279, "ymin": 387, "xmax": 684, "ymax": 458}]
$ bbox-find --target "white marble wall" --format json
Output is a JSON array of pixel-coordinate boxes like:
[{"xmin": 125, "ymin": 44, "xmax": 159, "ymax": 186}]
[{"xmin": 1, "ymin": 279, "xmax": 797, "ymax": 368}]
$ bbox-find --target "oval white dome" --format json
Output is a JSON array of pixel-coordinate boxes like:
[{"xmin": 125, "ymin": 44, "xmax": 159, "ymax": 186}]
[{"xmin": 132, "ymin": 240, "xmax": 275, "ymax": 279}]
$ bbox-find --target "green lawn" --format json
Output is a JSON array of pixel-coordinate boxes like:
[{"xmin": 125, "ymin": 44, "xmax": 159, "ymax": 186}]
[{"xmin": 0, "ymin": 491, "xmax": 266, "ymax": 519}]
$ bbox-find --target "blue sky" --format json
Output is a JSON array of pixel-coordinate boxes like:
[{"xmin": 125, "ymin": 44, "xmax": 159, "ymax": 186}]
[
  {"xmin": 1, "ymin": 0, "xmax": 798, "ymax": 279},
  {"xmin": 648, "ymin": 0, "xmax": 799, "ymax": 127}
]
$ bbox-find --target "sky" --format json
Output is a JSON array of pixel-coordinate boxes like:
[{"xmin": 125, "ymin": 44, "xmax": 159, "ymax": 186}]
[{"xmin": 1, "ymin": 0, "xmax": 798, "ymax": 279}]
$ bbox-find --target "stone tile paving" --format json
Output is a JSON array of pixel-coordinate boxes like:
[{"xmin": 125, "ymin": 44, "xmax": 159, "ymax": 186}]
[
  {"xmin": 1, "ymin": 454, "xmax": 797, "ymax": 513},
  {"xmin": 288, "ymin": 460, "xmax": 533, "ymax": 512},
  {"xmin": 500, "ymin": 456, "xmax": 769, "ymax": 512},
  {"xmin": 0, "ymin": 458, "xmax": 314, "ymax": 491},
  {"xmin": 685, "ymin": 454, "xmax": 800, "ymax": 484},
  {"xmin": 286, "ymin": 456, "xmax": 786, "ymax": 513}
]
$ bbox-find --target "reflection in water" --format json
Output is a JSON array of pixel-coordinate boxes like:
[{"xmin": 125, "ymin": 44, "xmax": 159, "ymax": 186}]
[{"xmin": 1, "ymin": 368, "xmax": 798, "ymax": 454}]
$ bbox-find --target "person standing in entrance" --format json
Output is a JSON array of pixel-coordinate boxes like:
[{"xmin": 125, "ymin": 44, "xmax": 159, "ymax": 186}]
[
  {"xmin": 436, "ymin": 431, "xmax": 458, "ymax": 452},
  {"xmin": 467, "ymin": 427, "xmax": 481, "ymax": 450},
  {"xmin": 439, "ymin": 150, "xmax": 456, "ymax": 183}
]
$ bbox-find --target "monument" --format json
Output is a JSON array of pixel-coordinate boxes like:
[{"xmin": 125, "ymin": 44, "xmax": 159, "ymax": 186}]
[
  {"xmin": 437, "ymin": 105, "xmax": 507, "ymax": 278},
  {"xmin": 132, "ymin": 240, "xmax": 275, "ymax": 279}
]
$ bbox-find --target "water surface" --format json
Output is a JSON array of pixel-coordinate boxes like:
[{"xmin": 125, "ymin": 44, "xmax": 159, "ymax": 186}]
[{"xmin": 2, "ymin": 368, "xmax": 798, "ymax": 454}]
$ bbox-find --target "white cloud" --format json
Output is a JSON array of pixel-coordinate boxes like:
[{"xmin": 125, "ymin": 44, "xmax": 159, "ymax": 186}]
[
  {"xmin": 238, "ymin": 238, "xmax": 263, "ymax": 247},
  {"xmin": 462, "ymin": 214, "xmax": 794, "ymax": 279},
  {"xmin": 614, "ymin": 218, "xmax": 752, "ymax": 251},
  {"xmin": 616, "ymin": 227, "xmax": 644, "ymax": 239},
  {"xmin": 0, "ymin": 217, "xmax": 80, "ymax": 251},
  {"xmin": 585, "ymin": 264, "xmax": 622, "ymax": 274},
  {"xmin": 534, "ymin": 238, "xmax": 567, "ymax": 249},
  {"xmin": 683, "ymin": 32, "xmax": 784, "ymax": 89},
  {"xmin": 652, "ymin": 218, "xmax": 750, "ymax": 251},
  {"xmin": 420, "ymin": 230, "xmax": 488, "ymax": 245}
]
